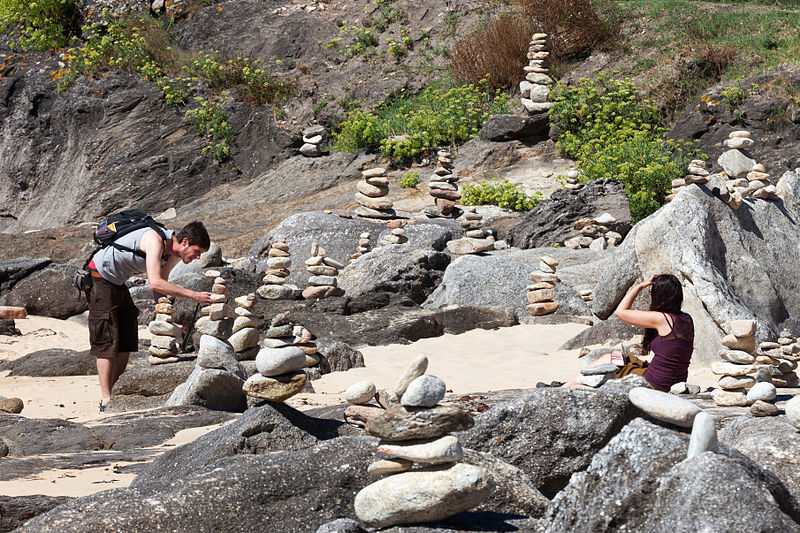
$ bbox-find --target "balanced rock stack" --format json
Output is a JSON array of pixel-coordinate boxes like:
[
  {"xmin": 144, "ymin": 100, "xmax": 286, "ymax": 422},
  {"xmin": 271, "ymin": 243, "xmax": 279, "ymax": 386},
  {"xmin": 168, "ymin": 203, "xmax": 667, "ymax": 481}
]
[
  {"xmin": 564, "ymin": 169, "xmax": 581, "ymax": 190},
  {"xmin": 379, "ymin": 219, "xmax": 408, "ymax": 246},
  {"xmin": 196, "ymin": 275, "xmax": 235, "ymax": 340},
  {"xmin": 579, "ymin": 288, "xmax": 594, "ymax": 305},
  {"xmin": 350, "ymin": 355, "xmax": 491, "ymax": 528},
  {"xmin": 350, "ymin": 231, "xmax": 372, "ymax": 262},
  {"xmin": 445, "ymin": 210, "xmax": 495, "ymax": 255},
  {"xmin": 229, "ymin": 293, "xmax": 260, "ymax": 361},
  {"xmin": 519, "ymin": 32, "xmax": 553, "ymax": 115},
  {"xmin": 564, "ymin": 213, "xmax": 622, "ymax": 250},
  {"xmin": 256, "ymin": 239, "xmax": 301, "ymax": 300},
  {"xmin": 303, "ymin": 243, "xmax": 345, "ymax": 299},
  {"xmin": 759, "ymin": 330, "xmax": 800, "ymax": 389},
  {"xmin": 527, "ymin": 256, "xmax": 559, "ymax": 316},
  {"xmin": 718, "ymin": 131, "xmax": 779, "ymax": 203},
  {"xmin": 427, "ymin": 150, "xmax": 461, "ymax": 217},
  {"xmin": 148, "ymin": 296, "xmax": 182, "ymax": 365},
  {"xmin": 355, "ymin": 167, "xmax": 395, "ymax": 219},
  {"xmin": 243, "ymin": 313, "xmax": 316, "ymax": 403},
  {"xmin": 299, "ymin": 125, "xmax": 324, "ymax": 157},
  {"xmin": 666, "ymin": 160, "xmax": 709, "ymax": 202}
]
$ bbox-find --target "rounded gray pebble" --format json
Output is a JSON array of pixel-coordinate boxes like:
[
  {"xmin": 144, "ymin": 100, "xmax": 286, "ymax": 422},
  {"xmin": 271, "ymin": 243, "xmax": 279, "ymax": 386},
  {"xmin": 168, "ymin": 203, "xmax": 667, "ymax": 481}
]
[{"xmin": 401, "ymin": 375, "xmax": 446, "ymax": 407}]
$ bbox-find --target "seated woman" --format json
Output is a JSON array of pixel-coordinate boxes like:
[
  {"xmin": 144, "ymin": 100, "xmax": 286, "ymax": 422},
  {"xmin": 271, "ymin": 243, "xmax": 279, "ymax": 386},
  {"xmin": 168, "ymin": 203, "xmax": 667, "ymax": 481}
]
[{"xmin": 566, "ymin": 274, "xmax": 695, "ymax": 391}]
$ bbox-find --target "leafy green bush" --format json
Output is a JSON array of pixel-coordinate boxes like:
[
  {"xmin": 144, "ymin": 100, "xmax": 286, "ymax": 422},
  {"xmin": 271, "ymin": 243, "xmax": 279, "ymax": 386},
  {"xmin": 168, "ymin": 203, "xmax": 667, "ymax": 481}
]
[
  {"xmin": 185, "ymin": 97, "xmax": 234, "ymax": 161},
  {"xmin": 0, "ymin": 0, "xmax": 79, "ymax": 50},
  {"xmin": 461, "ymin": 179, "xmax": 543, "ymax": 211},
  {"xmin": 398, "ymin": 170, "xmax": 420, "ymax": 188},
  {"xmin": 334, "ymin": 80, "xmax": 511, "ymax": 159}
]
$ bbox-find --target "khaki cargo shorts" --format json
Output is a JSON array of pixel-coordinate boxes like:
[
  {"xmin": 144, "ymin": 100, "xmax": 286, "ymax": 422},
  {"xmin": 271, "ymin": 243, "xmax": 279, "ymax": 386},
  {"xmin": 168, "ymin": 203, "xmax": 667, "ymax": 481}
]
[{"xmin": 88, "ymin": 276, "xmax": 139, "ymax": 358}]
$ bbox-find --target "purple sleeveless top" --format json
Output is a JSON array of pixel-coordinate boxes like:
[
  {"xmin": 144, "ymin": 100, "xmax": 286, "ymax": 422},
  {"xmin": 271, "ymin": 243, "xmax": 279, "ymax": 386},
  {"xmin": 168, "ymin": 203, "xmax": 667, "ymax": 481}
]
[{"xmin": 644, "ymin": 312, "xmax": 694, "ymax": 391}]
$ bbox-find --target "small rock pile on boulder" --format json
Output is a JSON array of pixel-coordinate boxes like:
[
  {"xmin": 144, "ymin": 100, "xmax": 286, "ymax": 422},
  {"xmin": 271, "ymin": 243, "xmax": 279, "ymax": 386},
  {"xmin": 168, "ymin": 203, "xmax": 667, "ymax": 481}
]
[
  {"xmin": 519, "ymin": 32, "xmax": 553, "ymax": 115},
  {"xmin": 303, "ymin": 243, "xmax": 345, "ymax": 299},
  {"xmin": 577, "ymin": 361, "xmax": 619, "ymax": 388},
  {"xmin": 350, "ymin": 231, "xmax": 372, "ymax": 262},
  {"xmin": 355, "ymin": 167, "xmax": 395, "ymax": 219},
  {"xmin": 445, "ymin": 211, "xmax": 495, "ymax": 255},
  {"xmin": 527, "ymin": 256, "xmax": 559, "ymax": 316},
  {"xmin": 229, "ymin": 294, "xmax": 260, "ymax": 361},
  {"xmin": 759, "ymin": 331, "xmax": 800, "ymax": 388},
  {"xmin": 579, "ymin": 288, "xmax": 594, "ymax": 305},
  {"xmin": 564, "ymin": 213, "xmax": 622, "ymax": 250},
  {"xmin": 149, "ymin": 296, "xmax": 182, "ymax": 365},
  {"xmin": 244, "ymin": 313, "xmax": 315, "ymax": 402},
  {"xmin": 563, "ymin": 169, "xmax": 581, "ymax": 190},
  {"xmin": 717, "ymin": 131, "xmax": 779, "ymax": 203},
  {"xmin": 345, "ymin": 355, "xmax": 491, "ymax": 528},
  {"xmin": 300, "ymin": 125, "xmax": 324, "ymax": 157},
  {"xmin": 425, "ymin": 150, "xmax": 461, "ymax": 217},
  {"xmin": 666, "ymin": 160, "xmax": 710, "ymax": 202},
  {"xmin": 196, "ymin": 273, "xmax": 235, "ymax": 341},
  {"xmin": 256, "ymin": 239, "xmax": 301, "ymax": 300},
  {"xmin": 379, "ymin": 219, "xmax": 408, "ymax": 246}
]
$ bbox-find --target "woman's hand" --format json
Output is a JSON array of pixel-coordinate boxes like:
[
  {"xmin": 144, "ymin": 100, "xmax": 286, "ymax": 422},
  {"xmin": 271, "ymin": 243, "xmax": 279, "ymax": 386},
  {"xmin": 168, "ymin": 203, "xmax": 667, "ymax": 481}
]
[{"xmin": 639, "ymin": 274, "xmax": 657, "ymax": 289}]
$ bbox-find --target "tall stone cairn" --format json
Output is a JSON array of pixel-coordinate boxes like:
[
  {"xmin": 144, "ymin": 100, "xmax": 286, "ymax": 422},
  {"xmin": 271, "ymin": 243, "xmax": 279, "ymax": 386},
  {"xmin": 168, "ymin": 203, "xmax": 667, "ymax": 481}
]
[
  {"xmin": 302, "ymin": 243, "xmax": 345, "ymax": 299},
  {"xmin": 300, "ymin": 125, "xmax": 324, "ymax": 157},
  {"xmin": 717, "ymin": 130, "xmax": 779, "ymax": 207},
  {"xmin": 527, "ymin": 256, "xmax": 559, "ymax": 316},
  {"xmin": 351, "ymin": 231, "xmax": 372, "ymax": 262},
  {"xmin": 195, "ymin": 274, "xmax": 236, "ymax": 342},
  {"xmin": 148, "ymin": 296, "xmax": 181, "ymax": 365},
  {"xmin": 355, "ymin": 167, "xmax": 395, "ymax": 219},
  {"xmin": 667, "ymin": 160, "xmax": 710, "ymax": 202},
  {"xmin": 229, "ymin": 293, "xmax": 260, "ymax": 361},
  {"xmin": 564, "ymin": 169, "xmax": 581, "ymax": 190},
  {"xmin": 519, "ymin": 32, "xmax": 553, "ymax": 115},
  {"xmin": 256, "ymin": 239, "xmax": 301, "ymax": 300},
  {"xmin": 243, "ymin": 313, "xmax": 319, "ymax": 402},
  {"xmin": 380, "ymin": 219, "xmax": 408, "ymax": 246},
  {"xmin": 760, "ymin": 331, "xmax": 800, "ymax": 389},
  {"xmin": 427, "ymin": 150, "xmax": 461, "ymax": 217},
  {"xmin": 711, "ymin": 319, "xmax": 765, "ymax": 408},
  {"xmin": 445, "ymin": 210, "xmax": 495, "ymax": 255},
  {"xmin": 564, "ymin": 213, "xmax": 622, "ymax": 250},
  {"xmin": 345, "ymin": 355, "xmax": 490, "ymax": 528}
]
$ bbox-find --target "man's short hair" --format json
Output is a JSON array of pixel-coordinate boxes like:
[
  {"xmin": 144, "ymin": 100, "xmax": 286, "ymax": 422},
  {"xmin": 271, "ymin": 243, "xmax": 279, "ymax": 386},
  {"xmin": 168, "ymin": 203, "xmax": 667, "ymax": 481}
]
[{"xmin": 176, "ymin": 221, "xmax": 210, "ymax": 250}]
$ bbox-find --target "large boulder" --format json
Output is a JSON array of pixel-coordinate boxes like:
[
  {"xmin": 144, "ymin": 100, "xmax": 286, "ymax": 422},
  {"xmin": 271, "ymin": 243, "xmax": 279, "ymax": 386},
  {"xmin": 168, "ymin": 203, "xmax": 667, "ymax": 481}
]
[
  {"xmin": 480, "ymin": 113, "xmax": 549, "ymax": 142},
  {"xmin": 541, "ymin": 418, "xmax": 800, "ymax": 531},
  {"xmin": 591, "ymin": 172, "xmax": 800, "ymax": 364},
  {"xmin": 0, "ymin": 349, "xmax": 96, "ymax": 377},
  {"xmin": 0, "ymin": 257, "xmax": 52, "ymax": 294},
  {"xmin": 2, "ymin": 263, "xmax": 87, "ymax": 319},
  {"xmin": 505, "ymin": 178, "xmax": 631, "ymax": 249},
  {"xmin": 0, "ymin": 495, "xmax": 73, "ymax": 532},
  {"xmin": 458, "ymin": 387, "xmax": 637, "ymax": 497},
  {"xmin": 338, "ymin": 246, "xmax": 450, "ymax": 304},
  {"xmin": 165, "ymin": 367, "xmax": 246, "ymax": 412}
]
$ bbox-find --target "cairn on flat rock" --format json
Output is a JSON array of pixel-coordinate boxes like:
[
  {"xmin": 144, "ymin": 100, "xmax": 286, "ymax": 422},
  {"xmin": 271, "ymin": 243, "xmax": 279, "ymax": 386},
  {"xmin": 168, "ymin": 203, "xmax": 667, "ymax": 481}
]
[
  {"xmin": 667, "ymin": 160, "xmax": 710, "ymax": 202},
  {"xmin": 351, "ymin": 231, "xmax": 372, "ymax": 262},
  {"xmin": 519, "ymin": 32, "xmax": 553, "ymax": 115},
  {"xmin": 424, "ymin": 150, "xmax": 462, "ymax": 218},
  {"xmin": 303, "ymin": 243, "xmax": 345, "ymax": 299},
  {"xmin": 527, "ymin": 256, "xmax": 559, "ymax": 316},
  {"xmin": 148, "ymin": 296, "xmax": 181, "ymax": 365},
  {"xmin": 256, "ymin": 239, "xmax": 301, "ymax": 300},
  {"xmin": 380, "ymin": 219, "xmax": 409, "ymax": 246},
  {"xmin": 300, "ymin": 125, "xmax": 324, "ymax": 157},
  {"xmin": 579, "ymin": 288, "xmax": 594, "ymax": 305},
  {"xmin": 564, "ymin": 212, "xmax": 622, "ymax": 250},
  {"xmin": 355, "ymin": 167, "xmax": 395, "ymax": 219},
  {"xmin": 717, "ymin": 131, "xmax": 779, "ymax": 206},
  {"xmin": 445, "ymin": 210, "xmax": 495, "ymax": 255},
  {"xmin": 346, "ymin": 355, "xmax": 490, "ymax": 528},
  {"xmin": 195, "ymin": 271, "xmax": 235, "ymax": 341},
  {"xmin": 229, "ymin": 293, "xmax": 260, "ymax": 361},
  {"xmin": 243, "ymin": 313, "xmax": 318, "ymax": 402},
  {"xmin": 711, "ymin": 319, "xmax": 772, "ymax": 409},
  {"xmin": 564, "ymin": 169, "xmax": 581, "ymax": 190},
  {"xmin": 759, "ymin": 330, "xmax": 800, "ymax": 390}
]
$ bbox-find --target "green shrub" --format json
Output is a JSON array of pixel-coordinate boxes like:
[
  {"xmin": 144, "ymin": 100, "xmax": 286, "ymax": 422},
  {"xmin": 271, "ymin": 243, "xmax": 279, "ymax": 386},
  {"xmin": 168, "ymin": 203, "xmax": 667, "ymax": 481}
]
[
  {"xmin": 334, "ymin": 80, "xmax": 511, "ymax": 159},
  {"xmin": 0, "ymin": 0, "xmax": 79, "ymax": 50},
  {"xmin": 398, "ymin": 170, "xmax": 420, "ymax": 188},
  {"xmin": 461, "ymin": 179, "xmax": 543, "ymax": 211},
  {"xmin": 185, "ymin": 97, "xmax": 234, "ymax": 161},
  {"xmin": 158, "ymin": 77, "xmax": 192, "ymax": 106}
]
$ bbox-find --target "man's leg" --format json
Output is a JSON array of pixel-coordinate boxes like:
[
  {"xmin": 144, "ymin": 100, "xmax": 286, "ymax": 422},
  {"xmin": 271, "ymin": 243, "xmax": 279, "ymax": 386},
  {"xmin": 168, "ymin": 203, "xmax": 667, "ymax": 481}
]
[
  {"xmin": 97, "ymin": 356, "xmax": 116, "ymax": 403},
  {"xmin": 112, "ymin": 352, "xmax": 130, "ymax": 386}
]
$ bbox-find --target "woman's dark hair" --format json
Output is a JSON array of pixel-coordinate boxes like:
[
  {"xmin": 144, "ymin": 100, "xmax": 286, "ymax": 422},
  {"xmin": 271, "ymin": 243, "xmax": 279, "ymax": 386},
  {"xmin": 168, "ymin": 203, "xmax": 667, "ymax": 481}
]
[{"xmin": 642, "ymin": 274, "xmax": 683, "ymax": 355}]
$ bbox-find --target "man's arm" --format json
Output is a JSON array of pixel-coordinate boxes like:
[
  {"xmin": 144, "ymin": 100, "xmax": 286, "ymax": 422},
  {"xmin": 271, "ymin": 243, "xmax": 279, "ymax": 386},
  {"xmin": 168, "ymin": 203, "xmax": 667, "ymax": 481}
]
[
  {"xmin": 151, "ymin": 253, "xmax": 180, "ymax": 301},
  {"xmin": 141, "ymin": 230, "xmax": 212, "ymax": 305}
]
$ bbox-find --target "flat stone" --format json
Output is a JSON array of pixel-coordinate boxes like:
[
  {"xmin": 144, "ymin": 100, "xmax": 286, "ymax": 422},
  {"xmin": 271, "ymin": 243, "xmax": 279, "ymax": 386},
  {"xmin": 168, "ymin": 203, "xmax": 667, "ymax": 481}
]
[
  {"xmin": 262, "ymin": 274, "xmax": 286, "ymax": 285},
  {"xmin": 729, "ymin": 319, "xmax": 756, "ymax": 337},
  {"xmin": 581, "ymin": 363, "xmax": 620, "ymax": 376},
  {"xmin": 149, "ymin": 355, "xmax": 180, "ymax": 365},
  {"xmin": 576, "ymin": 374, "xmax": 609, "ymax": 388},
  {"xmin": 232, "ymin": 316, "xmax": 259, "ymax": 334},
  {"xmin": 529, "ymin": 272, "xmax": 559, "ymax": 283},
  {"xmin": 149, "ymin": 345, "xmax": 178, "ymax": 357},
  {"xmin": 720, "ymin": 350, "xmax": 756, "ymax": 364},
  {"xmin": 628, "ymin": 387, "xmax": 701, "ymax": 427},
  {"xmin": 520, "ymin": 98, "xmax": 553, "ymax": 113},
  {"xmin": 255, "ymin": 346, "xmax": 306, "ymax": 377},
  {"xmin": 148, "ymin": 320, "xmax": 180, "ymax": 337},
  {"xmin": 711, "ymin": 361, "xmax": 755, "ymax": 376},
  {"xmin": 345, "ymin": 380, "xmax": 377, "ymax": 404},
  {"xmin": 401, "ymin": 375, "xmax": 446, "ymax": 408},
  {"xmin": 302, "ymin": 285, "xmax": 343, "ymax": 299},
  {"xmin": 394, "ymin": 354, "xmax": 428, "ymax": 396},
  {"xmin": 209, "ymin": 293, "xmax": 228, "ymax": 303},
  {"xmin": 308, "ymin": 275, "xmax": 337, "ymax": 287},
  {"xmin": 150, "ymin": 335, "xmax": 179, "ymax": 351},
  {"xmin": 378, "ymin": 435, "xmax": 463, "ymax": 464},
  {"xmin": 300, "ymin": 143, "xmax": 321, "ymax": 157},
  {"xmin": 322, "ymin": 257, "xmax": 345, "ymax": 269},
  {"xmin": 430, "ymin": 189, "xmax": 462, "ymax": 201},
  {"xmin": 303, "ymin": 124, "xmax": 325, "ymax": 137},
  {"xmin": 307, "ymin": 265, "xmax": 338, "ymax": 276},
  {"xmin": 527, "ymin": 288, "xmax": 555, "ymax": 304},
  {"xmin": 229, "ymin": 327, "xmax": 260, "ymax": 352},
  {"xmin": 687, "ymin": 411, "xmax": 718, "ymax": 458},
  {"xmin": 362, "ymin": 168, "xmax": 386, "ymax": 178},
  {"xmin": 357, "ymin": 181, "xmax": 389, "ymax": 198},
  {"xmin": 527, "ymin": 302, "xmax": 559, "ymax": 316},
  {"xmin": 750, "ymin": 400, "xmax": 780, "ymax": 416},
  {"xmin": 242, "ymin": 371, "xmax": 306, "ymax": 402},
  {"xmin": 256, "ymin": 284, "xmax": 300, "ymax": 300},
  {"xmin": 266, "ymin": 256, "xmax": 292, "ymax": 269},
  {"xmin": 538, "ymin": 261, "xmax": 556, "ymax": 274},
  {"xmin": 718, "ymin": 375, "xmax": 755, "ymax": 390},
  {"xmin": 711, "ymin": 389, "xmax": 751, "ymax": 407},
  {"xmin": 303, "ymin": 134, "xmax": 323, "ymax": 144},
  {"xmin": 344, "ymin": 404, "xmax": 384, "ymax": 427},
  {"xmin": 354, "ymin": 206, "xmax": 396, "ymax": 219},
  {"xmin": 445, "ymin": 237, "xmax": 495, "ymax": 255},
  {"xmin": 746, "ymin": 381, "xmax": 777, "ymax": 402},
  {"xmin": 365, "ymin": 405, "xmax": 474, "ymax": 442},
  {"xmin": 154, "ymin": 303, "xmax": 174, "ymax": 315},
  {"xmin": 723, "ymin": 137, "xmax": 754, "ymax": 149},
  {"xmin": 367, "ymin": 459, "xmax": 413, "ymax": 475}
]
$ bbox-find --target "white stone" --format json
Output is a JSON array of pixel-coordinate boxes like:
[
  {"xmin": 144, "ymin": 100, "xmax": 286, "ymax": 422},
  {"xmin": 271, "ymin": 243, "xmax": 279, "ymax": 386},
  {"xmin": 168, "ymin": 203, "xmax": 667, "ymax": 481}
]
[
  {"xmin": 367, "ymin": 459, "xmax": 413, "ymax": 475},
  {"xmin": 628, "ymin": 387, "xmax": 701, "ymax": 427},
  {"xmin": 786, "ymin": 395, "xmax": 800, "ymax": 429},
  {"xmin": 728, "ymin": 319, "xmax": 756, "ymax": 336},
  {"xmin": 228, "ymin": 327, "xmax": 260, "ymax": 352},
  {"xmin": 723, "ymin": 137, "xmax": 754, "ymax": 149},
  {"xmin": 148, "ymin": 320, "xmax": 180, "ymax": 337},
  {"xmin": 711, "ymin": 361, "xmax": 755, "ymax": 376},
  {"xmin": 718, "ymin": 375, "xmax": 755, "ymax": 390},
  {"xmin": 729, "ymin": 130, "xmax": 752, "ymax": 139},
  {"xmin": 255, "ymin": 346, "xmax": 307, "ymax": 377},
  {"xmin": 378, "ymin": 435, "xmax": 463, "ymax": 464},
  {"xmin": 394, "ymin": 354, "xmax": 428, "ymax": 396},
  {"xmin": 593, "ymin": 212, "xmax": 616, "ymax": 225},
  {"xmin": 746, "ymin": 381, "xmax": 777, "ymax": 402},
  {"xmin": 401, "ymin": 375, "xmax": 446, "ymax": 407},
  {"xmin": 345, "ymin": 380, "xmax": 377, "ymax": 404},
  {"xmin": 687, "ymin": 411, "xmax": 718, "ymax": 458}
]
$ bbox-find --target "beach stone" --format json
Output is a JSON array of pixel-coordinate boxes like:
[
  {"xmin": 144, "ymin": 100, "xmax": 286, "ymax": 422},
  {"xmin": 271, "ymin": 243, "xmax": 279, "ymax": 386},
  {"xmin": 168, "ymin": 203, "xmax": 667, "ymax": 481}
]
[
  {"xmin": 302, "ymin": 286, "xmax": 343, "ymax": 299},
  {"xmin": 529, "ymin": 272, "xmax": 559, "ymax": 283},
  {"xmin": 232, "ymin": 316, "xmax": 259, "ymax": 334},
  {"xmin": 711, "ymin": 361, "xmax": 755, "ymax": 376},
  {"xmin": 149, "ymin": 345, "xmax": 178, "ymax": 357},
  {"xmin": 355, "ymin": 193, "xmax": 393, "ymax": 210},
  {"xmin": 255, "ymin": 346, "xmax": 306, "ymax": 377},
  {"xmin": 580, "ymin": 363, "xmax": 620, "ymax": 376},
  {"xmin": 353, "ymin": 463, "xmax": 491, "ymax": 528},
  {"xmin": 576, "ymin": 374, "xmax": 609, "ymax": 388},
  {"xmin": 754, "ymin": 368, "xmax": 773, "ymax": 383},
  {"xmin": 721, "ymin": 334, "xmax": 756, "ymax": 353},
  {"xmin": 307, "ymin": 265, "xmax": 337, "ymax": 276},
  {"xmin": 687, "ymin": 411, "xmax": 718, "ymax": 459},
  {"xmin": 267, "ymin": 256, "xmax": 292, "ymax": 269},
  {"xmin": 401, "ymin": 375, "xmax": 446, "ymax": 407},
  {"xmin": 746, "ymin": 382, "xmax": 777, "ymax": 402},
  {"xmin": 0, "ymin": 397, "xmax": 24, "ymax": 414},
  {"xmin": 209, "ymin": 293, "xmax": 228, "ymax": 303},
  {"xmin": 750, "ymin": 400, "xmax": 779, "ymax": 416},
  {"xmin": 527, "ymin": 302, "xmax": 560, "ymax": 316},
  {"xmin": 262, "ymin": 274, "xmax": 286, "ymax": 285},
  {"xmin": 345, "ymin": 380, "xmax": 377, "ymax": 405},
  {"xmin": 375, "ymin": 389, "xmax": 401, "ymax": 410},
  {"xmin": 365, "ymin": 405, "xmax": 474, "ymax": 441},
  {"xmin": 308, "ymin": 275, "xmax": 337, "ymax": 287},
  {"xmin": 393, "ymin": 355, "xmax": 428, "ymax": 396},
  {"xmin": 785, "ymin": 395, "xmax": 800, "ymax": 429},
  {"xmin": 300, "ymin": 143, "xmax": 321, "ymax": 157},
  {"xmin": 228, "ymin": 328, "xmax": 260, "ymax": 353},
  {"xmin": 195, "ymin": 336, "xmax": 245, "ymax": 377},
  {"xmin": 256, "ymin": 284, "xmax": 301, "ymax": 300},
  {"xmin": 378, "ymin": 435, "xmax": 463, "ymax": 464},
  {"xmin": 149, "ymin": 355, "xmax": 181, "ymax": 365},
  {"xmin": 166, "ymin": 368, "xmax": 246, "ymax": 412},
  {"xmin": 150, "ymin": 335, "xmax": 179, "ymax": 351},
  {"xmin": 628, "ymin": 387, "xmax": 700, "ymax": 427},
  {"xmin": 729, "ymin": 319, "xmax": 756, "ymax": 337},
  {"xmin": 718, "ymin": 375, "xmax": 755, "ymax": 390},
  {"xmin": 718, "ymin": 149, "xmax": 756, "ymax": 178},
  {"xmin": 344, "ymin": 404, "xmax": 384, "ymax": 427},
  {"xmin": 721, "ymin": 350, "xmax": 756, "ymax": 364},
  {"xmin": 367, "ymin": 459, "xmax": 413, "ymax": 475},
  {"xmin": 445, "ymin": 237, "xmax": 494, "ymax": 255},
  {"xmin": 711, "ymin": 389, "xmax": 751, "ymax": 407},
  {"xmin": 242, "ymin": 371, "xmax": 307, "ymax": 402},
  {"xmin": 760, "ymin": 341, "xmax": 781, "ymax": 351},
  {"xmin": 266, "ymin": 325, "xmax": 293, "ymax": 338},
  {"xmin": 148, "ymin": 320, "xmax": 181, "ymax": 337},
  {"xmin": 357, "ymin": 181, "xmax": 389, "ymax": 198}
]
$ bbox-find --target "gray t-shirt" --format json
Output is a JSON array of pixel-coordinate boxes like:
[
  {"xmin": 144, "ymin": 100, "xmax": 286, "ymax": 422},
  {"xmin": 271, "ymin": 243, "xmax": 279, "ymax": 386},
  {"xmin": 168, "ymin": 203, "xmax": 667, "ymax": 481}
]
[{"xmin": 93, "ymin": 227, "xmax": 175, "ymax": 286}]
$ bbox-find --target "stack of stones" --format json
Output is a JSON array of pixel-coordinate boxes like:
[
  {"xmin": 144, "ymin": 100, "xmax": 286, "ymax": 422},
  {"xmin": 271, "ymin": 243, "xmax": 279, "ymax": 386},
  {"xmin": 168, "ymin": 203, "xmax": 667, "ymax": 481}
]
[
  {"xmin": 348, "ymin": 355, "xmax": 490, "ymax": 528},
  {"xmin": 303, "ymin": 243, "xmax": 344, "ymax": 299},
  {"xmin": 243, "ymin": 313, "xmax": 318, "ymax": 402},
  {"xmin": 578, "ymin": 360, "xmax": 621, "ymax": 388},
  {"xmin": 427, "ymin": 150, "xmax": 461, "ymax": 217},
  {"xmin": 228, "ymin": 294, "xmax": 260, "ymax": 361},
  {"xmin": 519, "ymin": 32, "xmax": 553, "ymax": 115},
  {"xmin": 564, "ymin": 169, "xmax": 581, "ymax": 190},
  {"xmin": 527, "ymin": 256, "xmax": 559, "ymax": 316},
  {"xmin": 379, "ymin": 219, "xmax": 408, "ymax": 246},
  {"xmin": 717, "ymin": 130, "xmax": 779, "ymax": 204},
  {"xmin": 579, "ymin": 288, "xmax": 594, "ymax": 305},
  {"xmin": 148, "ymin": 296, "xmax": 182, "ymax": 365},
  {"xmin": 299, "ymin": 125, "xmax": 324, "ymax": 157},
  {"xmin": 256, "ymin": 239, "xmax": 300, "ymax": 300},
  {"xmin": 445, "ymin": 210, "xmax": 495, "ymax": 255},
  {"xmin": 564, "ymin": 213, "xmax": 622, "ymax": 250},
  {"xmin": 350, "ymin": 231, "xmax": 372, "ymax": 262},
  {"xmin": 666, "ymin": 160, "xmax": 710, "ymax": 202},
  {"xmin": 197, "ymin": 275, "xmax": 235, "ymax": 340},
  {"xmin": 759, "ymin": 330, "xmax": 800, "ymax": 389},
  {"xmin": 355, "ymin": 167, "xmax": 395, "ymax": 219}
]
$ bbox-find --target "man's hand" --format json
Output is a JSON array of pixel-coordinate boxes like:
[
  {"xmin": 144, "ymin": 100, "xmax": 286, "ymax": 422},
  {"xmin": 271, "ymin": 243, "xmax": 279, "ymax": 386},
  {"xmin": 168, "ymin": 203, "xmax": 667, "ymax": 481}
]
[{"xmin": 193, "ymin": 291, "xmax": 213, "ymax": 305}]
